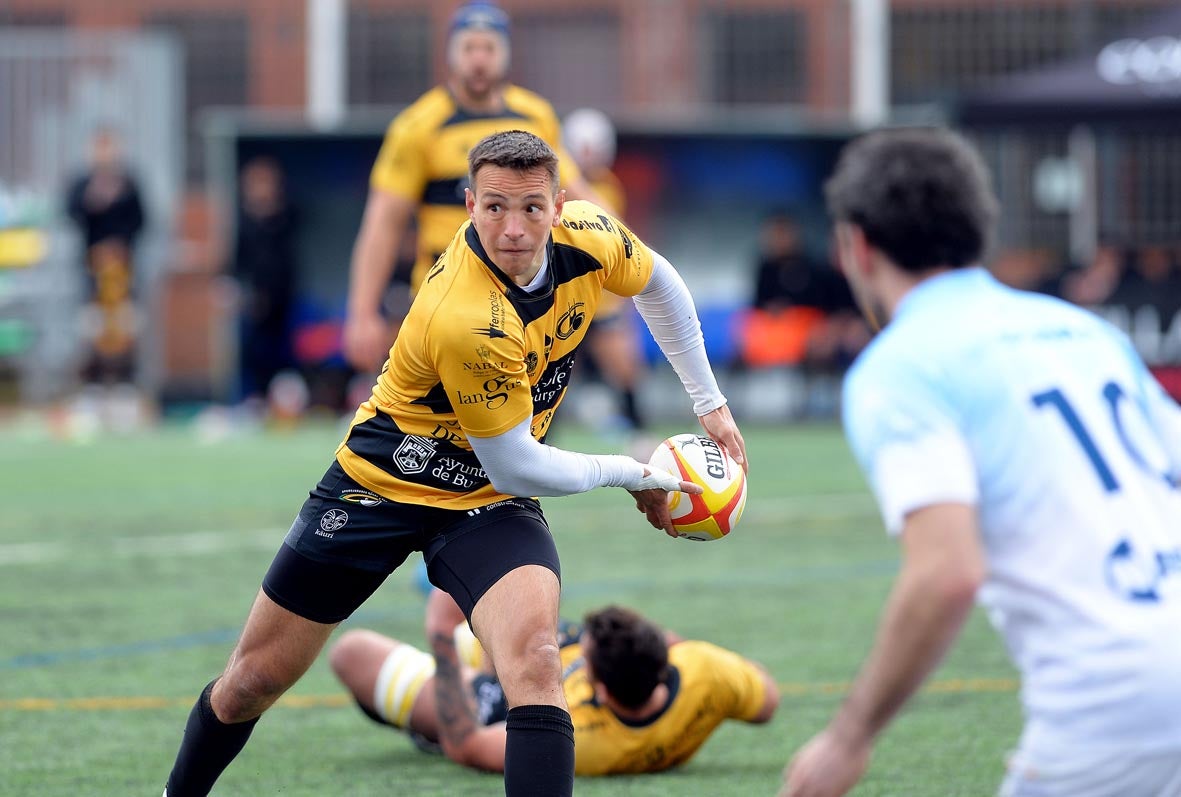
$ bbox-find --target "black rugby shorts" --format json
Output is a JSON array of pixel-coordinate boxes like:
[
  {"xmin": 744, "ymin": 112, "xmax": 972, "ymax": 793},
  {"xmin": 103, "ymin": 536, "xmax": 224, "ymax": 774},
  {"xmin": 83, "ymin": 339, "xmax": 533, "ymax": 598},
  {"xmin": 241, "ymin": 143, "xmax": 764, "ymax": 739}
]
[{"xmin": 262, "ymin": 461, "xmax": 560, "ymax": 623}]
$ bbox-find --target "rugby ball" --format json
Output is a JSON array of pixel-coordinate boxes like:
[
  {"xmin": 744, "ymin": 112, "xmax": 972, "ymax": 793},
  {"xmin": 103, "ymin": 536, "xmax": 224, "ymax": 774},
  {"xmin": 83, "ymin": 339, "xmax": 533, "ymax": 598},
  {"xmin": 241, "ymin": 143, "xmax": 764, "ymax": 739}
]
[{"xmin": 648, "ymin": 433, "xmax": 747, "ymax": 541}]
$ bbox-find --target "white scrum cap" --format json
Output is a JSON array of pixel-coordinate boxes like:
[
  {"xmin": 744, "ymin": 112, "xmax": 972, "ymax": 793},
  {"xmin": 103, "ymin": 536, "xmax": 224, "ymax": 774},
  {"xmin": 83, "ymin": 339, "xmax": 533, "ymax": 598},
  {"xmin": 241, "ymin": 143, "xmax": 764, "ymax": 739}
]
[{"xmin": 563, "ymin": 107, "xmax": 617, "ymax": 170}]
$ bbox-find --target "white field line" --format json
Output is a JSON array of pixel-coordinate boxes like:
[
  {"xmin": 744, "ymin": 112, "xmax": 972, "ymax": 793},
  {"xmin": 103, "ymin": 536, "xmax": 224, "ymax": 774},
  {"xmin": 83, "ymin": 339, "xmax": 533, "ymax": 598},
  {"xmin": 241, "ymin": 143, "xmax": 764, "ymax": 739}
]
[
  {"xmin": 0, "ymin": 492, "xmax": 878, "ymax": 567},
  {"xmin": 0, "ymin": 528, "xmax": 286, "ymax": 566},
  {"xmin": 742, "ymin": 491, "xmax": 877, "ymax": 522}
]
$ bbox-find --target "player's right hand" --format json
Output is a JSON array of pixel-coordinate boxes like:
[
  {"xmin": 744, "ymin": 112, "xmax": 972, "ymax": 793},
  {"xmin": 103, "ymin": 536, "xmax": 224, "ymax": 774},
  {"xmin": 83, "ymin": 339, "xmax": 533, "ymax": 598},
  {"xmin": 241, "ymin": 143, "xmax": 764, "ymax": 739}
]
[
  {"xmin": 343, "ymin": 311, "xmax": 392, "ymax": 372},
  {"xmin": 698, "ymin": 403, "xmax": 748, "ymax": 473}
]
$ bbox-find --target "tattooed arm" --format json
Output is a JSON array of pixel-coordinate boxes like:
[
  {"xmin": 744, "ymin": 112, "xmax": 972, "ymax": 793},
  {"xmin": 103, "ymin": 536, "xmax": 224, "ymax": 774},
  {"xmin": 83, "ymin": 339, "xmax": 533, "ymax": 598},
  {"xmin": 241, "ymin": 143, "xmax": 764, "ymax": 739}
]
[{"xmin": 425, "ymin": 589, "xmax": 509, "ymax": 772}]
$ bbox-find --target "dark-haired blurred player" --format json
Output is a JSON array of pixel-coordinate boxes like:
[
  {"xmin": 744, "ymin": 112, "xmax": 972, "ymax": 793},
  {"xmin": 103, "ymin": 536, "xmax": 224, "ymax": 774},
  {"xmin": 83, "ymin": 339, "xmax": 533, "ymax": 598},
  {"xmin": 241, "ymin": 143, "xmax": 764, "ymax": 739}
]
[
  {"xmin": 330, "ymin": 588, "xmax": 779, "ymax": 775},
  {"xmin": 782, "ymin": 128, "xmax": 1181, "ymax": 797},
  {"xmin": 343, "ymin": 1, "xmax": 604, "ymax": 373}
]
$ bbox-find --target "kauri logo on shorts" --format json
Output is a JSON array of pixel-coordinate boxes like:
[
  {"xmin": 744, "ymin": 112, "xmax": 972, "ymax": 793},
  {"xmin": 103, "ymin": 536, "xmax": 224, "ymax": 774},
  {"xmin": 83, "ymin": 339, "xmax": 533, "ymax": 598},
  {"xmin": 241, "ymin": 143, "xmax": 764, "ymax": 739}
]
[{"xmin": 319, "ymin": 509, "xmax": 349, "ymax": 534}]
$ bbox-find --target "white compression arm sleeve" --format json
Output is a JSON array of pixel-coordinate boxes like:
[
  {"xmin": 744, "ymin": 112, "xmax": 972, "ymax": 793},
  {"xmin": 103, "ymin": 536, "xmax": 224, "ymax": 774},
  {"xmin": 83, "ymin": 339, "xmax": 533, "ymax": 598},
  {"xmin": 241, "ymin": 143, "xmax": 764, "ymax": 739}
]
[
  {"xmin": 632, "ymin": 250, "xmax": 727, "ymax": 416},
  {"xmin": 467, "ymin": 418, "xmax": 682, "ymax": 497}
]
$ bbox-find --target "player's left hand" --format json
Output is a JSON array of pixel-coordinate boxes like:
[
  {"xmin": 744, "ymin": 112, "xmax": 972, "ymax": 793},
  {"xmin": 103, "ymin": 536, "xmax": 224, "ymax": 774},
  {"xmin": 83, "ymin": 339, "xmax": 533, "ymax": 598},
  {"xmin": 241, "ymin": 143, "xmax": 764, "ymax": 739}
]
[
  {"xmin": 698, "ymin": 404, "xmax": 748, "ymax": 472},
  {"xmin": 424, "ymin": 587, "xmax": 466, "ymax": 642},
  {"xmin": 629, "ymin": 468, "xmax": 703, "ymax": 538},
  {"xmin": 780, "ymin": 729, "xmax": 871, "ymax": 797}
]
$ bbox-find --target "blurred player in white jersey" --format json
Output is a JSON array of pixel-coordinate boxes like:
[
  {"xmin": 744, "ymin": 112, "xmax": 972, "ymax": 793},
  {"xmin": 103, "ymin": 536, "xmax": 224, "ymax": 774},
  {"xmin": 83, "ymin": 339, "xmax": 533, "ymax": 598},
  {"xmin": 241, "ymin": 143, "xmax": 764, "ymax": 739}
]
[{"xmin": 782, "ymin": 128, "xmax": 1181, "ymax": 797}]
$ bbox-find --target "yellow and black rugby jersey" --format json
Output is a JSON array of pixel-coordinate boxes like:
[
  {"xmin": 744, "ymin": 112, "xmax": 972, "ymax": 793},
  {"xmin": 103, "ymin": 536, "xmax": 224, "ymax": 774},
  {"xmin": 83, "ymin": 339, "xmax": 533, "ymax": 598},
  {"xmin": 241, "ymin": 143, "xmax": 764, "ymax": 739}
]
[
  {"xmin": 560, "ymin": 640, "xmax": 770, "ymax": 776},
  {"xmin": 335, "ymin": 200, "xmax": 653, "ymax": 509},
  {"xmin": 370, "ymin": 84, "xmax": 582, "ymax": 292}
]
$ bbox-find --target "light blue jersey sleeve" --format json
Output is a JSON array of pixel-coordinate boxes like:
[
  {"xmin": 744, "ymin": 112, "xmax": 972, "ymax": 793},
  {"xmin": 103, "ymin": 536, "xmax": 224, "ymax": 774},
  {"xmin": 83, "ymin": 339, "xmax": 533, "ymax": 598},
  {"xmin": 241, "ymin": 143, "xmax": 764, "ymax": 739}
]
[{"xmin": 842, "ymin": 349, "xmax": 980, "ymax": 535}]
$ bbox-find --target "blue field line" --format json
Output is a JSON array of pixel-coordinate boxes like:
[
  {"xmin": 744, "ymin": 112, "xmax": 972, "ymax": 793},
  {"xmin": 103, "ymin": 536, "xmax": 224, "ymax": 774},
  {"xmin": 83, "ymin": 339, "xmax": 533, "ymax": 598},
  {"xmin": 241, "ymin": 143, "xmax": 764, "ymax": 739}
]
[
  {"xmin": 0, "ymin": 603, "xmax": 425, "ymax": 670},
  {"xmin": 1, "ymin": 559, "xmax": 898, "ymax": 670},
  {"xmin": 1, "ymin": 628, "xmax": 244, "ymax": 669}
]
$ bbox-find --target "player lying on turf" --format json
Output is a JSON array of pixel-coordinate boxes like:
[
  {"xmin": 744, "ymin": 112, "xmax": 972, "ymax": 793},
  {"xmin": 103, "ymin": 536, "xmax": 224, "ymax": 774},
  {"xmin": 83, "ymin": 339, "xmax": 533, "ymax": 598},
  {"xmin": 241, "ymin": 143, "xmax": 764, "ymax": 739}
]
[{"xmin": 330, "ymin": 588, "xmax": 780, "ymax": 775}]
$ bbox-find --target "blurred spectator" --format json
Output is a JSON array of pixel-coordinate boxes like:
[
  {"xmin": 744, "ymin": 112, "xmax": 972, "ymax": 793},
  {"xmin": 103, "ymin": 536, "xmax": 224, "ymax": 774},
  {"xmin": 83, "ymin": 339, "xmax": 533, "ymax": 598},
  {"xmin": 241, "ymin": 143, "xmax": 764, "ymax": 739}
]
[
  {"xmin": 1106, "ymin": 243, "xmax": 1181, "ymax": 372},
  {"xmin": 1059, "ymin": 243, "xmax": 1126, "ymax": 307},
  {"xmin": 751, "ymin": 212, "xmax": 828, "ymax": 313},
  {"xmin": 741, "ymin": 211, "xmax": 869, "ymax": 374},
  {"xmin": 563, "ymin": 108, "xmax": 651, "ymax": 452},
  {"xmin": 229, "ymin": 157, "xmax": 299, "ymax": 408},
  {"xmin": 1110, "ymin": 244, "xmax": 1181, "ymax": 319},
  {"xmin": 65, "ymin": 127, "xmax": 145, "ymax": 388},
  {"xmin": 737, "ymin": 211, "xmax": 870, "ymax": 418}
]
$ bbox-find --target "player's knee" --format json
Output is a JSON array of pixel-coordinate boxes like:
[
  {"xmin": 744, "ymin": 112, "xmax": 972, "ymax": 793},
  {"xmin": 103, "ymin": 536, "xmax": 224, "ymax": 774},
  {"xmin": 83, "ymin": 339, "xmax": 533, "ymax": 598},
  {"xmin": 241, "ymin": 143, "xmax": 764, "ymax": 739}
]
[
  {"xmin": 216, "ymin": 665, "xmax": 291, "ymax": 722},
  {"xmin": 504, "ymin": 630, "xmax": 562, "ymax": 691}
]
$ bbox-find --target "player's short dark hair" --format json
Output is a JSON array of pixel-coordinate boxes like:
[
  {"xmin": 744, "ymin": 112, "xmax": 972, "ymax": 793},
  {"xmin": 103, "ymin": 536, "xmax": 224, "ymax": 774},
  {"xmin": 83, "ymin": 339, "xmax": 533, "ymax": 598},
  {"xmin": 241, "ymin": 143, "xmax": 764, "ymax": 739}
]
[
  {"xmin": 468, "ymin": 130, "xmax": 559, "ymax": 193},
  {"xmin": 824, "ymin": 127, "xmax": 998, "ymax": 272},
  {"xmin": 583, "ymin": 605, "xmax": 669, "ymax": 709}
]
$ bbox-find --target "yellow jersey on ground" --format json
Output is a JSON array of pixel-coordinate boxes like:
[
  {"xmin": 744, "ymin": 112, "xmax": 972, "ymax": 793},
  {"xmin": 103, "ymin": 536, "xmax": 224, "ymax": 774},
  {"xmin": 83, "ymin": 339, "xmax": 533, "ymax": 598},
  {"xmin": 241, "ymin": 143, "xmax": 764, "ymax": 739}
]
[
  {"xmin": 369, "ymin": 84, "xmax": 582, "ymax": 291},
  {"xmin": 335, "ymin": 200, "xmax": 653, "ymax": 509},
  {"xmin": 561, "ymin": 640, "xmax": 770, "ymax": 775}
]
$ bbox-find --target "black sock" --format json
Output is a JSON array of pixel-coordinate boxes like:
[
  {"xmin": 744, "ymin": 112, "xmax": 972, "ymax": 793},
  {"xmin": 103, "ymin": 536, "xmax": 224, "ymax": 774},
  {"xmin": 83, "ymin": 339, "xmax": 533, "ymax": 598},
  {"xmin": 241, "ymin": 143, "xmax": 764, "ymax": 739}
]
[
  {"xmin": 619, "ymin": 388, "xmax": 644, "ymax": 430},
  {"xmin": 164, "ymin": 679, "xmax": 259, "ymax": 797},
  {"xmin": 504, "ymin": 704, "xmax": 575, "ymax": 797}
]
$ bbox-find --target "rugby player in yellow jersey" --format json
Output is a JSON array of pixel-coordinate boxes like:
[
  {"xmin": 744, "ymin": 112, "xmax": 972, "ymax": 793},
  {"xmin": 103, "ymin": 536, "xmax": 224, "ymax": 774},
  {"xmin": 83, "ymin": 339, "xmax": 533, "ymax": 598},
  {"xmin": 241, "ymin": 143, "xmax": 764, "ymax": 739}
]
[
  {"xmin": 160, "ymin": 130, "xmax": 745, "ymax": 797},
  {"xmin": 343, "ymin": 1, "xmax": 604, "ymax": 371},
  {"xmin": 330, "ymin": 588, "xmax": 780, "ymax": 776}
]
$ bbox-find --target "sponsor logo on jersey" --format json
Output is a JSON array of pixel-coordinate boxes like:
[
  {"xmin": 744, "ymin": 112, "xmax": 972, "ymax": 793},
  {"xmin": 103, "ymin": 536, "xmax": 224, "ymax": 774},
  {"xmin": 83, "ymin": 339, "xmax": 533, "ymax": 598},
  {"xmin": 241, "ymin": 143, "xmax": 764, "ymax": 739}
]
[
  {"xmin": 531, "ymin": 409, "xmax": 555, "ymax": 438},
  {"xmin": 432, "ymin": 456, "xmax": 488, "ymax": 490},
  {"xmin": 1105, "ymin": 537, "xmax": 1181, "ymax": 603},
  {"xmin": 555, "ymin": 302, "xmax": 586, "ymax": 340},
  {"xmin": 339, "ymin": 490, "xmax": 384, "ymax": 507},
  {"xmin": 317, "ymin": 508, "xmax": 349, "ymax": 537},
  {"xmin": 559, "ymin": 215, "xmax": 614, "ymax": 233},
  {"xmin": 393, "ymin": 435, "xmax": 438, "ymax": 475},
  {"xmin": 472, "ymin": 325, "xmax": 508, "ymax": 339},
  {"xmin": 618, "ymin": 226, "xmax": 635, "ymax": 259},
  {"xmin": 531, "ymin": 354, "xmax": 575, "ymax": 409},
  {"xmin": 456, "ymin": 374, "xmax": 523, "ymax": 410},
  {"xmin": 463, "ymin": 360, "xmax": 510, "ymax": 373},
  {"xmin": 525, "ymin": 351, "xmax": 539, "ymax": 375},
  {"xmin": 472, "ymin": 290, "xmax": 509, "ymax": 338},
  {"xmin": 430, "ymin": 423, "xmax": 464, "ymax": 443}
]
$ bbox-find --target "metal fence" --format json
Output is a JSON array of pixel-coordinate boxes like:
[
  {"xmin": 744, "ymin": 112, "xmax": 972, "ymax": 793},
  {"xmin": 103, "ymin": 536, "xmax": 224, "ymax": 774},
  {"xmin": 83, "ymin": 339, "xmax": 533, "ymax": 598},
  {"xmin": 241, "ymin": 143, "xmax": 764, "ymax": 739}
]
[{"xmin": 0, "ymin": 29, "xmax": 183, "ymax": 401}]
